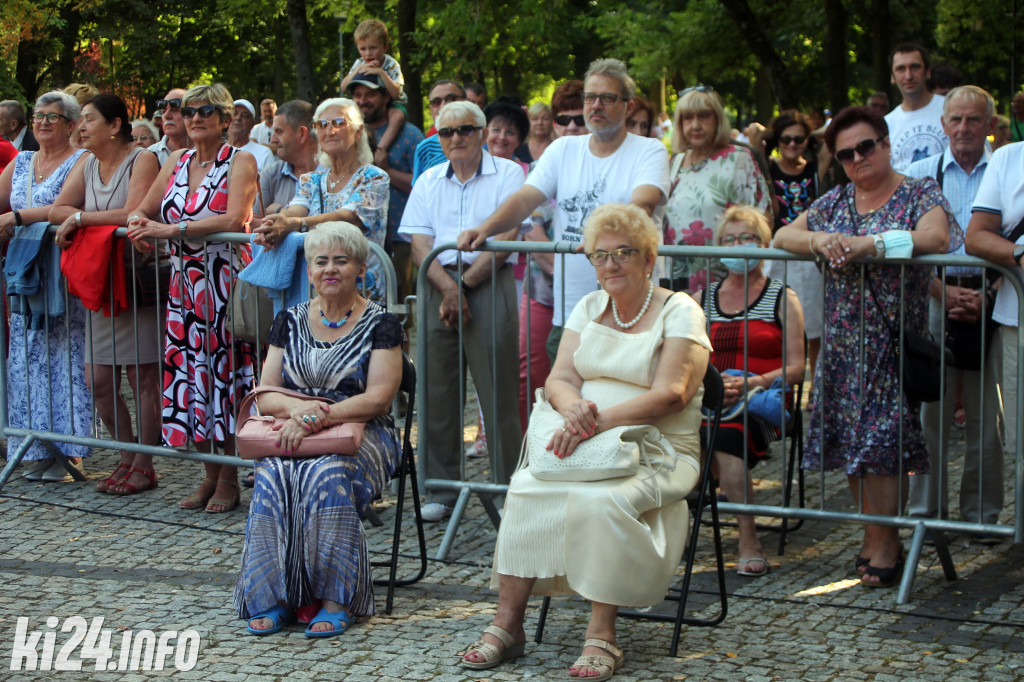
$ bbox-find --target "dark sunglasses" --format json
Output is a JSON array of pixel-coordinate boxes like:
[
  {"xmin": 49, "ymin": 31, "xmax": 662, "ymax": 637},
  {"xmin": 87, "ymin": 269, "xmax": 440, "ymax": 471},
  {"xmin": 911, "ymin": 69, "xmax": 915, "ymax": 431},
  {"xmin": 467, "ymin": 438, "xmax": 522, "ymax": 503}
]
[
  {"xmin": 313, "ymin": 117, "xmax": 348, "ymax": 130},
  {"xmin": 554, "ymin": 114, "xmax": 585, "ymax": 127},
  {"xmin": 835, "ymin": 136, "xmax": 884, "ymax": 164},
  {"xmin": 437, "ymin": 124, "xmax": 481, "ymax": 138},
  {"xmin": 429, "ymin": 93, "xmax": 464, "ymax": 108},
  {"xmin": 180, "ymin": 105, "xmax": 219, "ymax": 119},
  {"xmin": 680, "ymin": 85, "xmax": 714, "ymax": 95},
  {"xmin": 157, "ymin": 98, "xmax": 182, "ymax": 111},
  {"xmin": 779, "ymin": 135, "xmax": 807, "ymax": 145}
]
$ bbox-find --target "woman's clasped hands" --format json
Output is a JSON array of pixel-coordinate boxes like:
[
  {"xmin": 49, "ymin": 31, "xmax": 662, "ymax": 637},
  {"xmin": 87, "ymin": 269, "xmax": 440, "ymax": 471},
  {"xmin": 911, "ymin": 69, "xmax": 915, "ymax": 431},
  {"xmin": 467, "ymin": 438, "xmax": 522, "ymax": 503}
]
[
  {"xmin": 272, "ymin": 400, "xmax": 331, "ymax": 454},
  {"xmin": 547, "ymin": 399, "xmax": 600, "ymax": 459}
]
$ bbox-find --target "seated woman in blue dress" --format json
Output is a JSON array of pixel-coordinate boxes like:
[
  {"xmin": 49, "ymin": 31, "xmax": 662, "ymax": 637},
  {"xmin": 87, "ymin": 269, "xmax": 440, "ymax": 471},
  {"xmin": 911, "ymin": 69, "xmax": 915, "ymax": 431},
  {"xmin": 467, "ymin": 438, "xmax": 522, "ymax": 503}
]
[{"xmin": 234, "ymin": 221, "xmax": 403, "ymax": 637}]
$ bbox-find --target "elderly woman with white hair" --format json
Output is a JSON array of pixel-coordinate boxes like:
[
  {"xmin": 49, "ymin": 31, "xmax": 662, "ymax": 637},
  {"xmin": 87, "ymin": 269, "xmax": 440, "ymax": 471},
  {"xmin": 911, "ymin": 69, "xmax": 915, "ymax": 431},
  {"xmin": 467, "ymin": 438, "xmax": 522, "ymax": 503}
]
[
  {"xmin": 0, "ymin": 89, "xmax": 89, "ymax": 481},
  {"xmin": 254, "ymin": 97, "xmax": 390, "ymax": 302},
  {"xmin": 664, "ymin": 86, "xmax": 770, "ymax": 292},
  {"xmin": 130, "ymin": 119, "xmax": 159, "ymax": 149}
]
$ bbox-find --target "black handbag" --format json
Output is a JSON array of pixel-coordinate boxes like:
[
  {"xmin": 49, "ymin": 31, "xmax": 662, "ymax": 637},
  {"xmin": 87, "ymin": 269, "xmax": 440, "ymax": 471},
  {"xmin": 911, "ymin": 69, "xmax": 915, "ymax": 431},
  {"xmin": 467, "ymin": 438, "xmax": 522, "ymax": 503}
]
[{"xmin": 124, "ymin": 243, "xmax": 171, "ymax": 308}]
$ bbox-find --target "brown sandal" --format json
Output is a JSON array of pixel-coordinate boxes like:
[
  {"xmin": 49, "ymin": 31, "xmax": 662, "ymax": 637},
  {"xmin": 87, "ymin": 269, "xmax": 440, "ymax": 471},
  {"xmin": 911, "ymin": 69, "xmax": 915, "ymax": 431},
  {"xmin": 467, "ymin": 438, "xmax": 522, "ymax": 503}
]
[
  {"xmin": 205, "ymin": 478, "xmax": 240, "ymax": 513},
  {"xmin": 179, "ymin": 478, "xmax": 216, "ymax": 510}
]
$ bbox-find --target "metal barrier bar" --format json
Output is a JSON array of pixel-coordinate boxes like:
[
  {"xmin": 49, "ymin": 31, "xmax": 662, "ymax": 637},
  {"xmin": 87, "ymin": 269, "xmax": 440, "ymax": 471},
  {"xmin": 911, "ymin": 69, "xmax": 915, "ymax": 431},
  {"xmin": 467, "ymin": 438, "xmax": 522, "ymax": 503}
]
[
  {"xmin": 0, "ymin": 225, "xmax": 399, "ymax": 492},
  {"xmin": 416, "ymin": 241, "xmax": 1024, "ymax": 602}
]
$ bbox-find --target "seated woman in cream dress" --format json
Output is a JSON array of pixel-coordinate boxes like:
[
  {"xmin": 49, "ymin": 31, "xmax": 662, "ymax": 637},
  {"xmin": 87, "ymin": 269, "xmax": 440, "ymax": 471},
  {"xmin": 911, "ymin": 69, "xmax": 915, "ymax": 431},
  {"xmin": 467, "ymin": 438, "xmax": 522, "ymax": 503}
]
[{"xmin": 462, "ymin": 203, "xmax": 711, "ymax": 681}]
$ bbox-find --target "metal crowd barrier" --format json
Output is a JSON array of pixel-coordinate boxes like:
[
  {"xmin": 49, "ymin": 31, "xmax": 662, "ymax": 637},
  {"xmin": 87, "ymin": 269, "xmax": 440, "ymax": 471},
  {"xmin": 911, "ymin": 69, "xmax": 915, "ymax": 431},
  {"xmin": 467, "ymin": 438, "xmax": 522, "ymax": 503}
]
[
  {"xmin": 0, "ymin": 225, "xmax": 399, "ymax": 491},
  {"xmin": 416, "ymin": 241, "xmax": 1024, "ymax": 604}
]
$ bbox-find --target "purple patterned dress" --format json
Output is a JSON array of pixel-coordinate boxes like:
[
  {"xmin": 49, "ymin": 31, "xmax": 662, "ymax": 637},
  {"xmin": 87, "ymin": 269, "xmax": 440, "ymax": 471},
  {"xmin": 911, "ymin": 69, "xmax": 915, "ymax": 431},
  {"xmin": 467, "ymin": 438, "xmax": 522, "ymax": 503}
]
[{"xmin": 803, "ymin": 177, "xmax": 961, "ymax": 476}]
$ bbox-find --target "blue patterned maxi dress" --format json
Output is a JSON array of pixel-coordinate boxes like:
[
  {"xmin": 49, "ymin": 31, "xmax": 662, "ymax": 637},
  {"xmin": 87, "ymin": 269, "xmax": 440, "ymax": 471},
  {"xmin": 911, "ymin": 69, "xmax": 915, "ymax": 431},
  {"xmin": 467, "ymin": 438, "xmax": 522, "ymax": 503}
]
[
  {"xmin": 6, "ymin": 149, "xmax": 93, "ymax": 461},
  {"xmin": 234, "ymin": 300, "xmax": 402, "ymax": 619}
]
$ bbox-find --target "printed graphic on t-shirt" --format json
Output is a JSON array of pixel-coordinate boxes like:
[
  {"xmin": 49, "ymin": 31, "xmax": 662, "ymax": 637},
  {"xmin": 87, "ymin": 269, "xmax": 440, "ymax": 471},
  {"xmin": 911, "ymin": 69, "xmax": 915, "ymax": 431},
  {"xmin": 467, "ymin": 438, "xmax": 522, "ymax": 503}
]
[
  {"xmin": 891, "ymin": 124, "xmax": 945, "ymax": 169},
  {"xmin": 558, "ymin": 176, "xmax": 607, "ymax": 241}
]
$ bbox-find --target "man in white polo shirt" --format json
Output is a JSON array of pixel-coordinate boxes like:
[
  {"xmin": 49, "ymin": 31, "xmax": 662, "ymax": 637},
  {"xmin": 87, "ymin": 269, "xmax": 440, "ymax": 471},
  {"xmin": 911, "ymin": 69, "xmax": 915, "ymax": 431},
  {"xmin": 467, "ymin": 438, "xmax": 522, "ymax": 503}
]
[
  {"xmin": 458, "ymin": 57, "xmax": 669, "ymax": 356},
  {"xmin": 399, "ymin": 101, "xmax": 524, "ymax": 522}
]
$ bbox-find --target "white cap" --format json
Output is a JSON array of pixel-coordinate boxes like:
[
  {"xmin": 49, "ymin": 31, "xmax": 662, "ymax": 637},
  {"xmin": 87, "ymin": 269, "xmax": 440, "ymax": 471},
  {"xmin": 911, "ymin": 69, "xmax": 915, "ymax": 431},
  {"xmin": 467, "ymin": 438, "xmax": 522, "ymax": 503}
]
[{"xmin": 233, "ymin": 99, "xmax": 255, "ymax": 117}]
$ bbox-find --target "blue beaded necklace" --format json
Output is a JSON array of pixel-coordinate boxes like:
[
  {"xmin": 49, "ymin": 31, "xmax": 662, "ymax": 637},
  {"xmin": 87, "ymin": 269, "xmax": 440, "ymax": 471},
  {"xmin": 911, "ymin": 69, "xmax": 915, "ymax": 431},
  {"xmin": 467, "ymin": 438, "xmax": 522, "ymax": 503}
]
[{"xmin": 320, "ymin": 305, "xmax": 354, "ymax": 328}]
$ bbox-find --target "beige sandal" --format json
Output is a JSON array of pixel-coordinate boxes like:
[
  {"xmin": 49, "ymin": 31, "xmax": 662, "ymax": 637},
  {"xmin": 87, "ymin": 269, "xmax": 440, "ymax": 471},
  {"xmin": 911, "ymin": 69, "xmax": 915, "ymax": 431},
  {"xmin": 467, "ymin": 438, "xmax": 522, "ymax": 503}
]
[
  {"xmin": 569, "ymin": 638, "xmax": 624, "ymax": 681},
  {"xmin": 461, "ymin": 624, "xmax": 525, "ymax": 670}
]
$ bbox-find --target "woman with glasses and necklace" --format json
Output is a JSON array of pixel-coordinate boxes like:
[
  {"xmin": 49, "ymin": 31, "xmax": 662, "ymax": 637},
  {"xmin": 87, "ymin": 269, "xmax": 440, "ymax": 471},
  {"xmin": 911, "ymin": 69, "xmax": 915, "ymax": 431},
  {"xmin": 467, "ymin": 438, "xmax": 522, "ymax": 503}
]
[
  {"xmin": 664, "ymin": 86, "xmax": 770, "ymax": 293},
  {"xmin": 0, "ymin": 90, "xmax": 89, "ymax": 482},
  {"xmin": 253, "ymin": 98, "xmax": 389, "ymax": 303},
  {"xmin": 774, "ymin": 107, "xmax": 961, "ymax": 588},
  {"xmin": 696, "ymin": 206, "xmax": 805, "ymax": 577},
  {"xmin": 463, "ymin": 203, "xmax": 709, "ymax": 680},
  {"xmin": 128, "ymin": 83, "xmax": 258, "ymax": 513}
]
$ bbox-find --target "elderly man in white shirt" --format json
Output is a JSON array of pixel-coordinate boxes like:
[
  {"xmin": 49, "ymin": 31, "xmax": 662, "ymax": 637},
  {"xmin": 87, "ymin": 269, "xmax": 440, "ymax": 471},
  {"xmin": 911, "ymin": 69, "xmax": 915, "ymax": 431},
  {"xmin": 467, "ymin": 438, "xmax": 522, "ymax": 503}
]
[{"xmin": 399, "ymin": 101, "xmax": 524, "ymax": 522}]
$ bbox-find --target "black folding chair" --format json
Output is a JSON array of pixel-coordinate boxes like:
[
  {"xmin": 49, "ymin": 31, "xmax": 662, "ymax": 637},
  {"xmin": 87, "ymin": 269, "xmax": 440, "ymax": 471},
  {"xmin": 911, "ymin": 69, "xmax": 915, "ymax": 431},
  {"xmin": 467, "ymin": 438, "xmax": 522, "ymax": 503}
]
[
  {"xmin": 533, "ymin": 364, "xmax": 729, "ymax": 657},
  {"xmin": 371, "ymin": 354, "xmax": 428, "ymax": 614}
]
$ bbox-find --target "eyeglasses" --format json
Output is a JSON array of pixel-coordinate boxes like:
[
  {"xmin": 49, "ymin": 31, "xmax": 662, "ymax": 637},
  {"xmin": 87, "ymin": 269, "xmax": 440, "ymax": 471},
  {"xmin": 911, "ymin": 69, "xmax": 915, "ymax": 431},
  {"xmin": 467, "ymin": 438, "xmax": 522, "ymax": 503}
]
[
  {"xmin": 719, "ymin": 232, "xmax": 763, "ymax": 246},
  {"xmin": 180, "ymin": 105, "xmax": 219, "ymax": 119},
  {"xmin": 132, "ymin": 134, "xmax": 155, "ymax": 143},
  {"xmin": 32, "ymin": 112, "xmax": 71, "ymax": 124},
  {"xmin": 313, "ymin": 117, "xmax": 348, "ymax": 130},
  {"xmin": 834, "ymin": 136, "xmax": 884, "ymax": 164},
  {"xmin": 779, "ymin": 135, "xmax": 807, "ymax": 145},
  {"xmin": 583, "ymin": 92, "xmax": 627, "ymax": 106},
  {"xmin": 680, "ymin": 85, "xmax": 714, "ymax": 96},
  {"xmin": 554, "ymin": 114, "xmax": 585, "ymax": 127},
  {"xmin": 429, "ymin": 93, "xmax": 464, "ymax": 108},
  {"xmin": 156, "ymin": 98, "xmax": 182, "ymax": 111},
  {"xmin": 586, "ymin": 247, "xmax": 639, "ymax": 266},
  {"xmin": 437, "ymin": 124, "xmax": 481, "ymax": 138}
]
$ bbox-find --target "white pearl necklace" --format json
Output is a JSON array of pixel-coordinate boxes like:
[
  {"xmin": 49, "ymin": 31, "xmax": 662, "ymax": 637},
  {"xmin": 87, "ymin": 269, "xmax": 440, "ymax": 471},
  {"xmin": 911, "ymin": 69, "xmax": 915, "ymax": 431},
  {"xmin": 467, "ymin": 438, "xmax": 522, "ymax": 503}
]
[{"xmin": 612, "ymin": 280, "xmax": 654, "ymax": 329}]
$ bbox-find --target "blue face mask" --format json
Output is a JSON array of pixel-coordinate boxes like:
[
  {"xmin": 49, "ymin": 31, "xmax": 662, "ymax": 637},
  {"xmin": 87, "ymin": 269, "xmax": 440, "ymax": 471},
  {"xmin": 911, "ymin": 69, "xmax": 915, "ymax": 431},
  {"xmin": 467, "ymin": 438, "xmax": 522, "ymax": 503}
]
[{"xmin": 720, "ymin": 256, "xmax": 761, "ymax": 274}]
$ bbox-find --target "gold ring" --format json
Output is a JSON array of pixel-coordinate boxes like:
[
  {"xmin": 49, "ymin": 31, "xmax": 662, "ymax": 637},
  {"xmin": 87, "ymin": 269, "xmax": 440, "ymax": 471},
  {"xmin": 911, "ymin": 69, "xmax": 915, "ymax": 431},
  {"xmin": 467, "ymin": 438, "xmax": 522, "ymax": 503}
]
[
  {"xmin": 54, "ymin": 237, "xmax": 59, "ymax": 244},
  {"xmin": 561, "ymin": 426, "xmax": 567, "ymax": 432}
]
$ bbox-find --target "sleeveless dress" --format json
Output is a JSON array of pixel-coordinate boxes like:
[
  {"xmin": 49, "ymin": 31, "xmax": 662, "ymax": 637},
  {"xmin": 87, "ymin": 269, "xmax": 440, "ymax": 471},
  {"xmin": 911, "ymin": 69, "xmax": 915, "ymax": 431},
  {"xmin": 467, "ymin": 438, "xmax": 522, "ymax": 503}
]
[
  {"xmin": 493, "ymin": 291, "xmax": 711, "ymax": 607},
  {"xmin": 82, "ymin": 148, "xmax": 163, "ymax": 364},
  {"xmin": 234, "ymin": 301, "xmax": 402, "ymax": 619},
  {"xmin": 158, "ymin": 144, "xmax": 255, "ymax": 447}
]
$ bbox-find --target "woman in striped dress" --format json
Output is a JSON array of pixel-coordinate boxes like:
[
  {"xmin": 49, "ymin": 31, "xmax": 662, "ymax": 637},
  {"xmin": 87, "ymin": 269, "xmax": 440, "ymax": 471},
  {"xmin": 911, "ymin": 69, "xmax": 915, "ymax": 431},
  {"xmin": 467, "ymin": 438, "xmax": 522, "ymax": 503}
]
[{"xmin": 234, "ymin": 222, "xmax": 402, "ymax": 637}]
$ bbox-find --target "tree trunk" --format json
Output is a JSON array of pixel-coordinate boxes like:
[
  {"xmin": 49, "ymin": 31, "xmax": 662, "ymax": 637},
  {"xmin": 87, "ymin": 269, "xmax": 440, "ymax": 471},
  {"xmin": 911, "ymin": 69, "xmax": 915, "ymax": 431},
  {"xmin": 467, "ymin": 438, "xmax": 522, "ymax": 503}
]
[
  {"xmin": 824, "ymin": 0, "xmax": 849, "ymax": 113},
  {"xmin": 15, "ymin": 39, "xmax": 45, "ymax": 101},
  {"xmin": 287, "ymin": 0, "xmax": 316, "ymax": 103},
  {"xmin": 718, "ymin": 0, "xmax": 796, "ymax": 110},
  {"xmin": 396, "ymin": 0, "xmax": 421, "ymax": 130},
  {"xmin": 870, "ymin": 0, "xmax": 892, "ymax": 99}
]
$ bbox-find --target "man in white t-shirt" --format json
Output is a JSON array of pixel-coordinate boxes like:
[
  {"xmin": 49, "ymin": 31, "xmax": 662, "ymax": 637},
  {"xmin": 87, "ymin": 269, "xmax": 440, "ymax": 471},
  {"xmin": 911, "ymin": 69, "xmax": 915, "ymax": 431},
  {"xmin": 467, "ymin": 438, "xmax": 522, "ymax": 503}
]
[
  {"xmin": 965, "ymin": 141, "xmax": 1024, "ymax": 506},
  {"xmin": 250, "ymin": 98, "xmax": 277, "ymax": 154},
  {"xmin": 458, "ymin": 57, "xmax": 669, "ymax": 355},
  {"xmin": 884, "ymin": 43, "xmax": 948, "ymax": 172}
]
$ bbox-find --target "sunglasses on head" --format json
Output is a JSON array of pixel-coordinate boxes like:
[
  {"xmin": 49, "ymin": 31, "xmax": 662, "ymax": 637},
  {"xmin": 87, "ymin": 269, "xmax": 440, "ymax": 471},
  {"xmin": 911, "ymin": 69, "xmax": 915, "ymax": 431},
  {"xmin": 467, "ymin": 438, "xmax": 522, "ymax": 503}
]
[
  {"xmin": 180, "ymin": 105, "xmax": 219, "ymax": 119},
  {"xmin": 437, "ymin": 124, "xmax": 481, "ymax": 138},
  {"xmin": 779, "ymin": 135, "xmax": 807, "ymax": 145},
  {"xmin": 554, "ymin": 114, "xmax": 585, "ymax": 127},
  {"xmin": 680, "ymin": 85, "xmax": 714, "ymax": 95},
  {"xmin": 834, "ymin": 136, "xmax": 884, "ymax": 164},
  {"xmin": 157, "ymin": 98, "xmax": 182, "ymax": 111},
  {"xmin": 32, "ymin": 112, "xmax": 70, "ymax": 124},
  {"xmin": 313, "ymin": 117, "xmax": 348, "ymax": 130},
  {"xmin": 429, "ymin": 93, "xmax": 464, "ymax": 108}
]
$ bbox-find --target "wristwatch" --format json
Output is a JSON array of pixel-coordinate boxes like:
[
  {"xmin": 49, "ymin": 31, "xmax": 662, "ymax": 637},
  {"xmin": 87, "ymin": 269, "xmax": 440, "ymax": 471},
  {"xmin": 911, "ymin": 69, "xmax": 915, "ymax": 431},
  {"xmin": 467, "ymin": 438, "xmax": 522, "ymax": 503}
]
[
  {"xmin": 1013, "ymin": 244, "xmax": 1024, "ymax": 267},
  {"xmin": 873, "ymin": 234, "xmax": 886, "ymax": 258},
  {"xmin": 300, "ymin": 217, "xmax": 309, "ymax": 233},
  {"xmin": 176, "ymin": 220, "xmax": 188, "ymax": 238}
]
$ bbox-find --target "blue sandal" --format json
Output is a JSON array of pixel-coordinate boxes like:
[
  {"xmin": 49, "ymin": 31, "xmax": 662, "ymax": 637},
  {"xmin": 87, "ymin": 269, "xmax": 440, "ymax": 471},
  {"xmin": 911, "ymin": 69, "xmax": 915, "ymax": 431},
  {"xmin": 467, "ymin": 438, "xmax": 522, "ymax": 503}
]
[
  {"xmin": 246, "ymin": 604, "xmax": 295, "ymax": 635},
  {"xmin": 304, "ymin": 607, "xmax": 353, "ymax": 638}
]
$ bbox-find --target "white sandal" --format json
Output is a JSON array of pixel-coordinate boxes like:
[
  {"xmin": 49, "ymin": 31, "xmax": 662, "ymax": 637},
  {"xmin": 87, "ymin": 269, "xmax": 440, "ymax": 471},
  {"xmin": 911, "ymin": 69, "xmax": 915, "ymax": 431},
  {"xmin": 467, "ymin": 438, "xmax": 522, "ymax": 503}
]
[
  {"xmin": 569, "ymin": 638, "xmax": 624, "ymax": 681},
  {"xmin": 461, "ymin": 624, "xmax": 525, "ymax": 670}
]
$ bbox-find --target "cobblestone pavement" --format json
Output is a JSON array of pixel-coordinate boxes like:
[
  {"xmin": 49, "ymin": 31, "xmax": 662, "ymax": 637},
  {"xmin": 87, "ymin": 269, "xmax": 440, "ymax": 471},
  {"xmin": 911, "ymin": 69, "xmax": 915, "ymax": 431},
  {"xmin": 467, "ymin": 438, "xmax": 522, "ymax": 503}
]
[{"xmin": 1, "ymin": 415, "xmax": 1023, "ymax": 681}]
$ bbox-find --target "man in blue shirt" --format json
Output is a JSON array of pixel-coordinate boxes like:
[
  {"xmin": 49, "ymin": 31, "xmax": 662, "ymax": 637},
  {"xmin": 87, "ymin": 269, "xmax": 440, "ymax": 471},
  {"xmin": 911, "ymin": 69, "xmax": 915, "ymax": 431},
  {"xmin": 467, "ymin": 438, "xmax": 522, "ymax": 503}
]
[{"xmin": 905, "ymin": 85, "xmax": 1004, "ymax": 540}]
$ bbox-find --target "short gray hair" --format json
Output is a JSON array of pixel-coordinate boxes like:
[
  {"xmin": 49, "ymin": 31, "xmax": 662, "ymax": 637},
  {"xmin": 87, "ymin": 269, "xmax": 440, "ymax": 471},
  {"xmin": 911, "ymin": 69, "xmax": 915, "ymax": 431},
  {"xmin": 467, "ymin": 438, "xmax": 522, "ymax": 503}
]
[
  {"xmin": 436, "ymin": 101, "xmax": 486, "ymax": 129},
  {"xmin": 0, "ymin": 100, "xmax": 27, "ymax": 126},
  {"xmin": 943, "ymin": 85, "xmax": 995, "ymax": 120},
  {"xmin": 583, "ymin": 58, "xmax": 636, "ymax": 101},
  {"xmin": 304, "ymin": 221, "xmax": 369, "ymax": 265},
  {"xmin": 313, "ymin": 97, "xmax": 371, "ymax": 165},
  {"xmin": 36, "ymin": 90, "xmax": 81, "ymax": 122},
  {"xmin": 131, "ymin": 119, "xmax": 159, "ymax": 139}
]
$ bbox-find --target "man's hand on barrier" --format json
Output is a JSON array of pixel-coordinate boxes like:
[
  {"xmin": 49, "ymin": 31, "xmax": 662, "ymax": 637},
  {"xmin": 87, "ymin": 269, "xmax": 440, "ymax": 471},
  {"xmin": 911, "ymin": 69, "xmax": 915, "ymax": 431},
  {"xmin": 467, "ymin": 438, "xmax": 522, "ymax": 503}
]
[
  {"xmin": 456, "ymin": 227, "xmax": 487, "ymax": 251},
  {"xmin": 946, "ymin": 286, "xmax": 981, "ymax": 324}
]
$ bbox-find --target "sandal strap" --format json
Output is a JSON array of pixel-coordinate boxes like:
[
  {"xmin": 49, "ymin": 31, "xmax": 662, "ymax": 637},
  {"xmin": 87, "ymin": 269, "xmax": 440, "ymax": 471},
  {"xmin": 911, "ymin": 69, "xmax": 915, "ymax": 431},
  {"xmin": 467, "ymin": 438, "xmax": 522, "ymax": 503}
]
[
  {"xmin": 465, "ymin": 639, "xmax": 501, "ymax": 661},
  {"xmin": 573, "ymin": 654, "xmax": 615, "ymax": 672},
  {"xmin": 483, "ymin": 624, "xmax": 518, "ymax": 650},
  {"xmin": 583, "ymin": 638, "xmax": 623, "ymax": 660}
]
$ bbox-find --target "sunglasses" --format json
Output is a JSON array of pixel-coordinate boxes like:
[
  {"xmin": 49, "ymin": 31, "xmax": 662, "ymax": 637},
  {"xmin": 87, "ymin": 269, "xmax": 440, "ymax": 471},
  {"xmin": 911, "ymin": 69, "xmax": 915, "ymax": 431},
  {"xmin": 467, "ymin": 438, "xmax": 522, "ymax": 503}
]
[
  {"xmin": 313, "ymin": 117, "xmax": 348, "ymax": 130},
  {"xmin": 586, "ymin": 247, "xmax": 639, "ymax": 266},
  {"xmin": 429, "ymin": 93, "xmax": 464, "ymax": 108},
  {"xmin": 835, "ymin": 136, "xmax": 884, "ymax": 164},
  {"xmin": 437, "ymin": 124, "xmax": 481, "ymax": 138},
  {"xmin": 719, "ymin": 232, "xmax": 762, "ymax": 246},
  {"xmin": 680, "ymin": 85, "xmax": 714, "ymax": 95},
  {"xmin": 583, "ymin": 92, "xmax": 627, "ymax": 106},
  {"xmin": 157, "ymin": 98, "xmax": 182, "ymax": 111},
  {"xmin": 180, "ymin": 105, "xmax": 219, "ymax": 119},
  {"xmin": 32, "ymin": 112, "xmax": 71, "ymax": 124},
  {"xmin": 554, "ymin": 114, "xmax": 585, "ymax": 127},
  {"xmin": 779, "ymin": 135, "xmax": 807, "ymax": 145}
]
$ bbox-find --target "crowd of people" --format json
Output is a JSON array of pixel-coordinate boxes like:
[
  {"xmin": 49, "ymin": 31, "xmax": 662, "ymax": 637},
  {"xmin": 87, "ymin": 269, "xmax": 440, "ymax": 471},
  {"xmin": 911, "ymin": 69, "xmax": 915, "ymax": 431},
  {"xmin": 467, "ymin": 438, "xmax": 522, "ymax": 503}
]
[{"xmin": 1, "ymin": 20, "xmax": 1022, "ymax": 676}]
